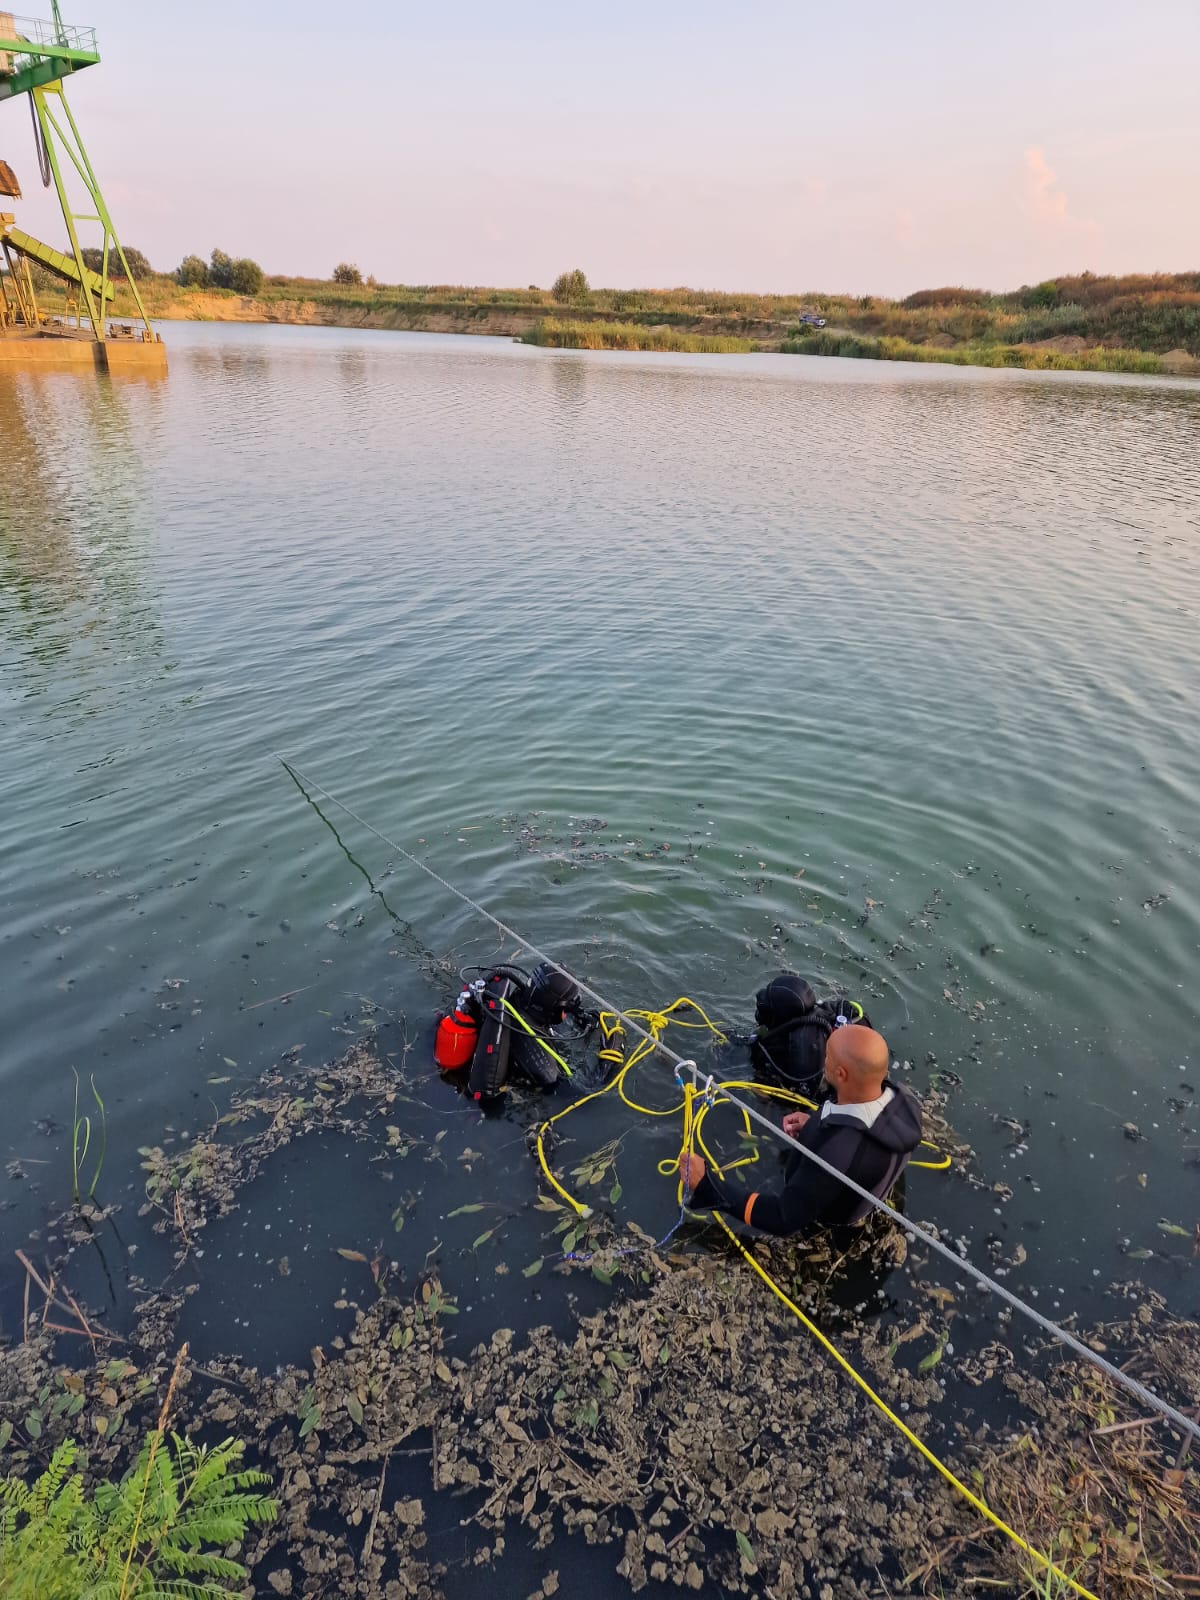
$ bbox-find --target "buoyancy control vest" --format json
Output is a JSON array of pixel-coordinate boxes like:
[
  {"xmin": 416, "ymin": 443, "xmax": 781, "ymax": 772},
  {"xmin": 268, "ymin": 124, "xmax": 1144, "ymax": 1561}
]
[
  {"xmin": 751, "ymin": 973, "xmax": 871, "ymax": 1094},
  {"xmin": 433, "ymin": 962, "xmax": 592, "ymax": 1101}
]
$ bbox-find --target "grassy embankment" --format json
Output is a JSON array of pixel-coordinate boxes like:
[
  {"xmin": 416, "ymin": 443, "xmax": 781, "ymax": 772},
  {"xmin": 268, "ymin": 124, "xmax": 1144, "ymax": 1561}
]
[
  {"xmin": 780, "ymin": 328, "xmax": 1163, "ymax": 373},
  {"xmin": 519, "ymin": 317, "xmax": 752, "ymax": 353},
  {"xmin": 93, "ymin": 270, "xmax": 1200, "ymax": 373}
]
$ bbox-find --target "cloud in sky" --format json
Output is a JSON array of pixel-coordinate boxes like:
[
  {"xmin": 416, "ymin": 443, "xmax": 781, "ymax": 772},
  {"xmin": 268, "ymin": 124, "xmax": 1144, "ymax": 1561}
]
[{"xmin": 1024, "ymin": 146, "xmax": 1069, "ymax": 220}]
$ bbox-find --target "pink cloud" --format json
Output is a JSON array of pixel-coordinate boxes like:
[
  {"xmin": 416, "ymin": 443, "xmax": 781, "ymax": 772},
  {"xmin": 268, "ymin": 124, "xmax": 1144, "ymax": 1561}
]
[{"xmin": 1024, "ymin": 146, "xmax": 1068, "ymax": 220}]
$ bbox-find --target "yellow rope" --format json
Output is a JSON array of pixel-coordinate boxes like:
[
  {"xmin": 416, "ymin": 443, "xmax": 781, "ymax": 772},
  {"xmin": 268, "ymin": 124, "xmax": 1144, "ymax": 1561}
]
[
  {"xmin": 708, "ymin": 1210, "xmax": 1098, "ymax": 1600},
  {"xmin": 535, "ymin": 999, "xmax": 717, "ymax": 1216},
  {"xmin": 533, "ymin": 994, "xmax": 1096, "ymax": 1598},
  {"xmin": 538, "ymin": 1001, "xmax": 955, "ymax": 1218}
]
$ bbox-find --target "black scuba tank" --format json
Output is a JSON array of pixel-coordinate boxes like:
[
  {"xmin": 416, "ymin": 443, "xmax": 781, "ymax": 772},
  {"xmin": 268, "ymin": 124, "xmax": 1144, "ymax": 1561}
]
[
  {"xmin": 507, "ymin": 963, "xmax": 579, "ymax": 1089},
  {"xmin": 751, "ymin": 974, "xmax": 872, "ymax": 1093},
  {"xmin": 468, "ymin": 974, "xmax": 515, "ymax": 1101}
]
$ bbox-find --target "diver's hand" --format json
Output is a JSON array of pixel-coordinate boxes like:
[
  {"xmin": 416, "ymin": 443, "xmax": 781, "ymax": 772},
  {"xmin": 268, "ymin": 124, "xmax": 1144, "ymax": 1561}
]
[
  {"xmin": 678, "ymin": 1152, "xmax": 706, "ymax": 1192},
  {"xmin": 782, "ymin": 1111, "xmax": 810, "ymax": 1138}
]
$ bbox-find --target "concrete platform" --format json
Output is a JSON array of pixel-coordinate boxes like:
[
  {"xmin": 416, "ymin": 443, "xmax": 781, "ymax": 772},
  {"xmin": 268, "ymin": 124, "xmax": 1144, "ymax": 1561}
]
[{"xmin": 0, "ymin": 330, "xmax": 168, "ymax": 371}]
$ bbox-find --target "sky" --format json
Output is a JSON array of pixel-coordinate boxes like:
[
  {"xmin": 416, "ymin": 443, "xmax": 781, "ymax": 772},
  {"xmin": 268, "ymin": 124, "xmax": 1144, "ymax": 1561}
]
[{"xmin": 6, "ymin": 0, "xmax": 1200, "ymax": 296}]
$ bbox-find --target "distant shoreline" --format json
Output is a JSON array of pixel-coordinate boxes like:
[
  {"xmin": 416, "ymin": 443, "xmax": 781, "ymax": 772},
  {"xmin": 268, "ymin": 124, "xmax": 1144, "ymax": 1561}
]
[{"xmin": 101, "ymin": 277, "xmax": 1200, "ymax": 378}]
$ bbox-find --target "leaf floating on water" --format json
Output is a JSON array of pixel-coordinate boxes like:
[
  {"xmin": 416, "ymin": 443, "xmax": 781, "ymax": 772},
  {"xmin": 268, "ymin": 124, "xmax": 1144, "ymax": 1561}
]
[
  {"xmin": 472, "ymin": 1228, "xmax": 496, "ymax": 1250},
  {"xmin": 735, "ymin": 1530, "xmax": 757, "ymax": 1568},
  {"xmin": 918, "ymin": 1335, "xmax": 948, "ymax": 1373},
  {"xmin": 609, "ymin": 1181, "xmax": 622, "ymax": 1204},
  {"xmin": 1157, "ymin": 1220, "xmax": 1190, "ymax": 1237},
  {"xmin": 522, "ymin": 1258, "xmax": 544, "ymax": 1277},
  {"xmin": 447, "ymin": 1203, "xmax": 485, "ymax": 1217},
  {"xmin": 207, "ymin": 1076, "xmax": 231, "ymax": 1084},
  {"xmin": 345, "ymin": 1393, "xmax": 363, "ymax": 1426},
  {"xmin": 592, "ymin": 1264, "xmax": 614, "ymax": 1285},
  {"xmin": 336, "ymin": 1247, "xmax": 369, "ymax": 1262},
  {"xmin": 434, "ymin": 1360, "xmax": 452, "ymax": 1383},
  {"xmin": 223, "ymin": 1057, "xmax": 238, "ymax": 1068}
]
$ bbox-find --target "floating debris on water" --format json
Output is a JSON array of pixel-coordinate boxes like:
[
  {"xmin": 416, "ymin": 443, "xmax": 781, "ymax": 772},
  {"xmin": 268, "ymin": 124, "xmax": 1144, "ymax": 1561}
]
[{"xmin": 4, "ymin": 1042, "xmax": 1198, "ymax": 1599}]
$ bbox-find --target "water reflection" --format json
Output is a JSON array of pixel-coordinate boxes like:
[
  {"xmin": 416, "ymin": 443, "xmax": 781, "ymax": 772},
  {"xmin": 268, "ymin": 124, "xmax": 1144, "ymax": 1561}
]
[{"xmin": 0, "ymin": 370, "xmax": 166, "ymax": 686}]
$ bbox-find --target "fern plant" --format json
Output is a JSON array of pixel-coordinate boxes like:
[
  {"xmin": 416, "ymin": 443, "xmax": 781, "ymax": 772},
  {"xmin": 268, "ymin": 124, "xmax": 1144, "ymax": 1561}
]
[{"xmin": 0, "ymin": 1430, "xmax": 277, "ymax": 1599}]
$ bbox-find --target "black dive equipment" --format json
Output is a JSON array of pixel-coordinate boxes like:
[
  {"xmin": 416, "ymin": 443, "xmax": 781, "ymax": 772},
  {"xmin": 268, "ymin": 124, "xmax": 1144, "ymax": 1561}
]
[
  {"xmin": 434, "ymin": 961, "xmax": 595, "ymax": 1101},
  {"xmin": 752, "ymin": 973, "xmax": 871, "ymax": 1093}
]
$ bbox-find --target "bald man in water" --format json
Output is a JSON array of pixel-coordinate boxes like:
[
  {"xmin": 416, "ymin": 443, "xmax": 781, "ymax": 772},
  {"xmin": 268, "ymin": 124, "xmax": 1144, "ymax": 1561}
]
[{"xmin": 680, "ymin": 1025, "xmax": 922, "ymax": 1236}]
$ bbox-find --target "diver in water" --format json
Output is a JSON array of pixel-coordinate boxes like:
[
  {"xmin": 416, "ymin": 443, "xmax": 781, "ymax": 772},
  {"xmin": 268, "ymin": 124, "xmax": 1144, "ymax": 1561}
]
[
  {"xmin": 749, "ymin": 973, "xmax": 870, "ymax": 1094},
  {"xmin": 680, "ymin": 1023, "xmax": 922, "ymax": 1237},
  {"xmin": 434, "ymin": 961, "xmax": 596, "ymax": 1100}
]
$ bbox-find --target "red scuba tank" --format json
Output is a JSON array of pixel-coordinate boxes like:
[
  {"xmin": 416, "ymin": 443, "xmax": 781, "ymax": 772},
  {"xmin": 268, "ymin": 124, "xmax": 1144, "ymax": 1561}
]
[{"xmin": 435, "ymin": 990, "xmax": 479, "ymax": 1071}]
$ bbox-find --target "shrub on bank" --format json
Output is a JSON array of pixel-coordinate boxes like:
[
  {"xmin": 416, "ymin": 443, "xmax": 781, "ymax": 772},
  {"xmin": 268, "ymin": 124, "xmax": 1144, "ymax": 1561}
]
[
  {"xmin": 0, "ymin": 1427, "xmax": 276, "ymax": 1599},
  {"xmin": 551, "ymin": 268, "xmax": 591, "ymax": 307}
]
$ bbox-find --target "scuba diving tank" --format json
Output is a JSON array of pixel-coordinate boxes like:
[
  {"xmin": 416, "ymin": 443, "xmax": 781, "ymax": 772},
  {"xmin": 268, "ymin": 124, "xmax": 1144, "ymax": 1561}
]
[{"xmin": 435, "ymin": 985, "xmax": 480, "ymax": 1071}]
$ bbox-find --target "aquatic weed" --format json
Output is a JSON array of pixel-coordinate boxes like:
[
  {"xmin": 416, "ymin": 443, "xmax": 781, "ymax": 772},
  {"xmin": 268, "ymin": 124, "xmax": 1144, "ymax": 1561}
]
[{"xmin": 69, "ymin": 1070, "xmax": 106, "ymax": 1205}]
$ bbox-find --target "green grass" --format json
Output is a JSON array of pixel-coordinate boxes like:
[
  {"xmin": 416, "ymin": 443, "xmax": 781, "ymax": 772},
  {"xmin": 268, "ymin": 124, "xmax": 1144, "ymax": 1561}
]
[
  {"xmin": 519, "ymin": 317, "xmax": 754, "ymax": 353},
  {"xmin": 781, "ymin": 329, "xmax": 1163, "ymax": 374}
]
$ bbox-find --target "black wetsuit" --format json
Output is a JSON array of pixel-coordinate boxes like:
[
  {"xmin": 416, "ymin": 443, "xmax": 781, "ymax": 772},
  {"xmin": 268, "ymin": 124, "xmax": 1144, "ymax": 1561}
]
[{"xmin": 688, "ymin": 1080, "xmax": 922, "ymax": 1237}]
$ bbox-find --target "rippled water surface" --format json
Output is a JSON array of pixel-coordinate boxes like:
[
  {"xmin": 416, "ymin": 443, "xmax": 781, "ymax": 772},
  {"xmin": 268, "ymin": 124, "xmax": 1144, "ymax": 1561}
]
[{"xmin": 2, "ymin": 326, "xmax": 1199, "ymax": 1355}]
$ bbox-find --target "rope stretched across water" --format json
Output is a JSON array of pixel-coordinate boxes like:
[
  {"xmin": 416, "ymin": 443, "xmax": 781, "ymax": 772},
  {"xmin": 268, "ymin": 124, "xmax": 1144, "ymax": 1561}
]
[{"xmin": 275, "ymin": 755, "xmax": 1200, "ymax": 1447}]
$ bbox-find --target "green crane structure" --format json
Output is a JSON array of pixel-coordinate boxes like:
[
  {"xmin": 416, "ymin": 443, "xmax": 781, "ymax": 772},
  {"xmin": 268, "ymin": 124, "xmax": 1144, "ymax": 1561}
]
[{"xmin": 0, "ymin": 2, "xmax": 159, "ymax": 347}]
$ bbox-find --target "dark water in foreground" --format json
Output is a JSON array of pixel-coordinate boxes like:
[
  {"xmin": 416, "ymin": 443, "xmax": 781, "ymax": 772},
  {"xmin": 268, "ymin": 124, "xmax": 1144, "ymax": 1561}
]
[{"xmin": 1, "ymin": 326, "xmax": 1198, "ymax": 1511}]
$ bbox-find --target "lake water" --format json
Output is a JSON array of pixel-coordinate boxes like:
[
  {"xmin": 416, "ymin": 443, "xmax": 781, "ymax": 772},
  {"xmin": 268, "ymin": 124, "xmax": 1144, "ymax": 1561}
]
[{"xmin": 2, "ymin": 326, "xmax": 1198, "ymax": 1377}]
